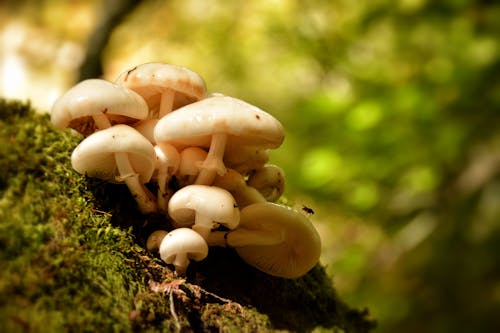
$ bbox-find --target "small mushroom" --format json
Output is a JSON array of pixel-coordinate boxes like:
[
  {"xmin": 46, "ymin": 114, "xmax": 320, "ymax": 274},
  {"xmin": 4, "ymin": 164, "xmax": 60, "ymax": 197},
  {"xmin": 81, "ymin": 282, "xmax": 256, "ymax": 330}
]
[
  {"xmin": 154, "ymin": 95, "xmax": 285, "ymax": 185},
  {"xmin": 146, "ymin": 230, "xmax": 169, "ymax": 253},
  {"xmin": 115, "ymin": 62, "xmax": 207, "ymax": 118},
  {"xmin": 154, "ymin": 142, "xmax": 180, "ymax": 212},
  {"xmin": 213, "ymin": 168, "xmax": 266, "ymax": 208},
  {"xmin": 159, "ymin": 228, "xmax": 209, "ymax": 276},
  {"xmin": 247, "ymin": 164, "xmax": 286, "ymax": 202},
  {"xmin": 207, "ymin": 202, "xmax": 321, "ymax": 279},
  {"xmin": 71, "ymin": 124, "xmax": 157, "ymax": 213},
  {"xmin": 51, "ymin": 79, "xmax": 148, "ymax": 136},
  {"xmin": 224, "ymin": 144, "xmax": 269, "ymax": 176},
  {"xmin": 177, "ymin": 147, "xmax": 208, "ymax": 186},
  {"xmin": 133, "ymin": 118, "xmax": 159, "ymax": 144},
  {"xmin": 168, "ymin": 184, "xmax": 240, "ymax": 240}
]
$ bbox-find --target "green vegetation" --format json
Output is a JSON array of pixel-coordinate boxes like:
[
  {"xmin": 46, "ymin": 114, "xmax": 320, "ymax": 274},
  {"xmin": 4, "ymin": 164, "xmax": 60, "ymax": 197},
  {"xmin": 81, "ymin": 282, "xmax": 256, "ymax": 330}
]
[{"xmin": 0, "ymin": 99, "xmax": 374, "ymax": 332}]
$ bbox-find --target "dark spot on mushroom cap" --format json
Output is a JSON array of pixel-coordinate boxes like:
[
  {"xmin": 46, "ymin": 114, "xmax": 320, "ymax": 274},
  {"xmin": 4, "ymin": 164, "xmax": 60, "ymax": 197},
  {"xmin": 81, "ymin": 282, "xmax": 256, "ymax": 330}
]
[
  {"xmin": 255, "ymin": 114, "xmax": 261, "ymax": 120},
  {"xmin": 102, "ymin": 108, "xmax": 108, "ymax": 114},
  {"xmin": 124, "ymin": 66, "xmax": 137, "ymax": 81}
]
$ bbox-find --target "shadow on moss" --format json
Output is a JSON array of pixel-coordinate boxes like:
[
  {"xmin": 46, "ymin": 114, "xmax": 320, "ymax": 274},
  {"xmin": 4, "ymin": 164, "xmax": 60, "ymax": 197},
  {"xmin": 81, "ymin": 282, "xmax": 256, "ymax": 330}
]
[{"xmin": 0, "ymin": 99, "xmax": 376, "ymax": 332}]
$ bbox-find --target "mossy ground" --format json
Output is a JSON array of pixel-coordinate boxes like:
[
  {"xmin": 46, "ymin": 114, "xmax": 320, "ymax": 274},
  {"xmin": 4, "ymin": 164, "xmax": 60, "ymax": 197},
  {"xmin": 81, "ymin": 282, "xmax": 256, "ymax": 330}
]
[{"xmin": 0, "ymin": 100, "xmax": 375, "ymax": 332}]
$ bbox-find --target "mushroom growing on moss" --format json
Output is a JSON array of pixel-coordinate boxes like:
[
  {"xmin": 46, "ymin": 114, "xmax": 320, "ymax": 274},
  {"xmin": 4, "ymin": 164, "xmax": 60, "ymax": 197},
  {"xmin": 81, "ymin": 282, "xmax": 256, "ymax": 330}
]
[
  {"xmin": 207, "ymin": 202, "xmax": 322, "ymax": 279},
  {"xmin": 168, "ymin": 184, "xmax": 240, "ymax": 240},
  {"xmin": 154, "ymin": 95, "xmax": 285, "ymax": 185},
  {"xmin": 115, "ymin": 62, "xmax": 207, "ymax": 118},
  {"xmin": 51, "ymin": 79, "xmax": 148, "ymax": 136},
  {"xmin": 159, "ymin": 227, "xmax": 209, "ymax": 276},
  {"xmin": 71, "ymin": 124, "xmax": 157, "ymax": 213}
]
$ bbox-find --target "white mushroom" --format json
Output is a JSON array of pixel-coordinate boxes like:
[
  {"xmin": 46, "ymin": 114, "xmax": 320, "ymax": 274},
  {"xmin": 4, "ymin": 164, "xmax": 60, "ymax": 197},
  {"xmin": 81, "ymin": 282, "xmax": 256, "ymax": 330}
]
[
  {"xmin": 247, "ymin": 164, "xmax": 286, "ymax": 202},
  {"xmin": 71, "ymin": 124, "xmax": 157, "ymax": 213},
  {"xmin": 154, "ymin": 95, "xmax": 285, "ymax": 185},
  {"xmin": 168, "ymin": 184, "xmax": 240, "ymax": 240},
  {"xmin": 146, "ymin": 230, "xmax": 169, "ymax": 253},
  {"xmin": 154, "ymin": 142, "xmax": 180, "ymax": 212},
  {"xmin": 177, "ymin": 147, "xmax": 208, "ymax": 186},
  {"xmin": 207, "ymin": 202, "xmax": 321, "ymax": 279},
  {"xmin": 133, "ymin": 118, "xmax": 158, "ymax": 144},
  {"xmin": 159, "ymin": 228, "xmax": 209, "ymax": 276},
  {"xmin": 224, "ymin": 144, "xmax": 269, "ymax": 176},
  {"xmin": 213, "ymin": 168, "xmax": 266, "ymax": 208},
  {"xmin": 51, "ymin": 79, "xmax": 148, "ymax": 136},
  {"xmin": 115, "ymin": 62, "xmax": 207, "ymax": 118}
]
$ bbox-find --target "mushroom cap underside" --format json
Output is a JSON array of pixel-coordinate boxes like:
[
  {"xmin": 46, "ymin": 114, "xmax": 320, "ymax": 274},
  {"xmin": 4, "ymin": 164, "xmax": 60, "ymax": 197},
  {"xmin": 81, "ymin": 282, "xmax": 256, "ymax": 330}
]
[
  {"xmin": 154, "ymin": 96, "xmax": 285, "ymax": 148},
  {"xmin": 234, "ymin": 202, "xmax": 322, "ymax": 279},
  {"xmin": 71, "ymin": 124, "xmax": 156, "ymax": 183},
  {"xmin": 51, "ymin": 79, "xmax": 148, "ymax": 130}
]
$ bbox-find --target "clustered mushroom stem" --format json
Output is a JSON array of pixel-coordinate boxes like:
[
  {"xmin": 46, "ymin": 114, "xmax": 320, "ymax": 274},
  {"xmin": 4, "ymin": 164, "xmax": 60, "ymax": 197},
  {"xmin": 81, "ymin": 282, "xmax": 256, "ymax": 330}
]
[
  {"xmin": 195, "ymin": 133, "xmax": 227, "ymax": 185},
  {"xmin": 114, "ymin": 151, "xmax": 158, "ymax": 213},
  {"xmin": 159, "ymin": 89, "xmax": 175, "ymax": 118},
  {"xmin": 92, "ymin": 113, "xmax": 112, "ymax": 129},
  {"xmin": 191, "ymin": 213, "xmax": 214, "ymax": 240},
  {"xmin": 155, "ymin": 146, "xmax": 172, "ymax": 212}
]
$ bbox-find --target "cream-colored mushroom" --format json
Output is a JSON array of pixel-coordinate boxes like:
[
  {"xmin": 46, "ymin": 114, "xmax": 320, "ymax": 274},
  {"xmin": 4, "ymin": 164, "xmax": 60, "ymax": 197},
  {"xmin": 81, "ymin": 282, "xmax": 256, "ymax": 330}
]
[
  {"xmin": 154, "ymin": 142, "xmax": 180, "ymax": 212},
  {"xmin": 207, "ymin": 202, "xmax": 321, "ymax": 279},
  {"xmin": 133, "ymin": 118, "xmax": 158, "ymax": 144},
  {"xmin": 224, "ymin": 143, "xmax": 269, "ymax": 176},
  {"xmin": 177, "ymin": 147, "xmax": 208, "ymax": 186},
  {"xmin": 51, "ymin": 79, "xmax": 148, "ymax": 136},
  {"xmin": 159, "ymin": 228, "xmax": 209, "ymax": 276},
  {"xmin": 213, "ymin": 168, "xmax": 266, "ymax": 208},
  {"xmin": 115, "ymin": 62, "xmax": 207, "ymax": 118},
  {"xmin": 168, "ymin": 184, "xmax": 240, "ymax": 240},
  {"xmin": 154, "ymin": 95, "xmax": 285, "ymax": 185},
  {"xmin": 71, "ymin": 124, "xmax": 157, "ymax": 213},
  {"xmin": 146, "ymin": 230, "xmax": 169, "ymax": 253},
  {"xmin": 247, "ymin": 164, "xmax": 286, "ymax": 202}
]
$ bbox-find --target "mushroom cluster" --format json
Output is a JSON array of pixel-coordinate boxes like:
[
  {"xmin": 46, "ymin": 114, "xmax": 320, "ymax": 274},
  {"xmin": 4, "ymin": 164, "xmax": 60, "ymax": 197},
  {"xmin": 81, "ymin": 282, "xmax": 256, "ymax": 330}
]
[{"xmin": 51, "ymin": 62, "xmax": 321, "ymax": 279}]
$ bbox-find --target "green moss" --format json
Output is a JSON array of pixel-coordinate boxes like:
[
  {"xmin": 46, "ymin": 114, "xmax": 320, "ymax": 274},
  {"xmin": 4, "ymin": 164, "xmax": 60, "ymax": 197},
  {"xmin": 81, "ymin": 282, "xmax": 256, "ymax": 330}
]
[{"xmin": 0, "ymin": 99, "xmax": 375, "ymax": 332}]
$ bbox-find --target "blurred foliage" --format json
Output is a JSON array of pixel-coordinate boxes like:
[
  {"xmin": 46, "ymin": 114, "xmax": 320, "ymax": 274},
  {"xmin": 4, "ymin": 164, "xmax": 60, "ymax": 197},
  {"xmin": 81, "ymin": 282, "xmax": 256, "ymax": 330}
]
[{"xmin": 1, "ymin": 0, "xmax": 500, "ymax": 332}]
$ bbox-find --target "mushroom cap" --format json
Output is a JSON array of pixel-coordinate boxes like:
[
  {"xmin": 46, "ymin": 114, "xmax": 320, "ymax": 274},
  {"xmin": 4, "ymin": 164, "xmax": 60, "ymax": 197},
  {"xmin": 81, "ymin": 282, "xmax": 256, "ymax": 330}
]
[
  {"xmin": 168, "ymin": 184, "xmax": 240, "ymax": 229},
  {"xmin": 154, "ymin": 95, "xmax": 285, "ymax": 149},
  {"xmin": 224, "ymin": 144, "xmax": 269, "ymax": 175},
  {"xmin": 146, "ymin": 230, "xmax": 169, "ymax": 253},
  {"xmin": 178, "ymin": 147, "xmax": 208, "ymax": 177},
  {"xmin": 71, "ymin": 124, "xmax": 156, "ymax": 183},
  {"xmin": 233, "ymin": 202, "xmax": 321, "ymax": 279},
  {"xmin": 159, "ymin": 228, "xmax": 209, "ymax": 264},
  {"xmin": 51, "ymin": 79, "xmax": 148, "ymax": 135},
  {"xmin": 115, "ymin": 62, "xmax": 207, "ymax": 112},
  {"xmin": 247, "ymin": 164, "xmax": 286, "ymax": 202}
]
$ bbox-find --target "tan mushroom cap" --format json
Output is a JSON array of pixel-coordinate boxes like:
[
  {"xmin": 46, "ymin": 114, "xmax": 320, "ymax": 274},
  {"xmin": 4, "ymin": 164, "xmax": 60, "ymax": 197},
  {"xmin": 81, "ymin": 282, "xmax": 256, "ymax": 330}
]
[
  {"xmin": 231, "ymin": 202, "xmax": 321, "ymax": 279},
  {"xmin": 71, "ymin": 124, "xmax": 156, "ymax": 183},
  {"xmin": 115, "ymin": 62, "xmax": 207, "ymax": 115},
  {"xmin": 154, "ymin": 95, "xmax": 285, "ymax": 149},
  {"xmin": 51, "ymin": 79, "xmax": 148, "ymax": 136}
]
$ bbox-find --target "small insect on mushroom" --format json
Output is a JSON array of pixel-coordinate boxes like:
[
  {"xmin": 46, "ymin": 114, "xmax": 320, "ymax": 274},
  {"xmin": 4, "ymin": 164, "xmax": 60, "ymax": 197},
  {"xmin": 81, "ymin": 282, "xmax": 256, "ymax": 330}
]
[{"xmin": 302, "ymin": 205, "xmax": 315, "ymax": 215}]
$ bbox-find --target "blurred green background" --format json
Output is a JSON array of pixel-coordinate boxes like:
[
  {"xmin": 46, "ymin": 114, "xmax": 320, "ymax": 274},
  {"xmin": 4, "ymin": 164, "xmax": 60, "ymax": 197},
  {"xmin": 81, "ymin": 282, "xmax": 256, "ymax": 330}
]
[{"xmin": 1, "ymin": 0, "xmax": 499, "ymax": 332}]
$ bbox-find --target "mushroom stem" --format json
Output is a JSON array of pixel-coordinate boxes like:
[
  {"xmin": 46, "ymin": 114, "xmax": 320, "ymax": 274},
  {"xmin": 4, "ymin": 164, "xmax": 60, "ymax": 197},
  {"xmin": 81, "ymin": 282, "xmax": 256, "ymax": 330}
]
[
  {"xmin": 115, "ymin": 152, "xmax": 158, "ymax": 213},
  {"xmin": 195, "ymin": 133, "xmax": 227, "ymax": 185},
  {"xmin": 172, "ymin": 252, "xmax": 189, "ymax": 276},
  {"xmin": 207, "ymin": 229, "xmax": 285, "ymax": 247},
  {"xmin": 155, "ymin": 146, "xmax": 172, "ymax": 212},
  {"xmin": 159, "ymin": 89, "xmax": 175, "ymax": 118},
  {"xmin": 191, "ymin": 213, "xmax": 214, "ymax": 240},
  {"xmin": 92, "ymin": 113, "xmax": 112, "ymax": 129}
]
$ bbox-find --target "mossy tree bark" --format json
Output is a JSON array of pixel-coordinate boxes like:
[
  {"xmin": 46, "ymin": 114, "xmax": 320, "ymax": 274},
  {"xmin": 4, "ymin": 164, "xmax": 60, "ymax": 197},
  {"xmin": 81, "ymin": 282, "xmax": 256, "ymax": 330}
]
[{"xmin": 0, "ymin": 100, "xmax": 375, "ymax": 332}]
